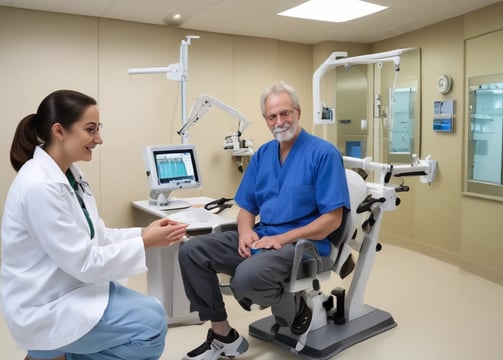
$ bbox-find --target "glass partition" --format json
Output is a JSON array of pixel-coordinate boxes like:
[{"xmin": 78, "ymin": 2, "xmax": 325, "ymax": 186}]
[
  {"xmin": 388, "ymin": 86, "xmax": 417, "ymax": 153},
  {"xmin": 467, "ymin": 74, "xmax": 503, "ymax": 197},
  {"xmin": 379, "ymin": 49, "xmax": 421, "ymax": 163},
  {"xmin": 325, "ymin": 64, "xmax": 369, "ymax": 158}
]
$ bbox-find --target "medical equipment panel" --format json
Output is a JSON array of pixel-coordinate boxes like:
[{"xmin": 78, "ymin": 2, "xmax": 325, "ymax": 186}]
[{"xmin": 143, "ymin": 144, "xmax": 202, "ymax": 208}]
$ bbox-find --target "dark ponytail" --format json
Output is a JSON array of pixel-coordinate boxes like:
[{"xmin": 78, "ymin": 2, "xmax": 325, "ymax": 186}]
[
  {"xmin": 10, "ymin": 114, "xmax": 40, "ymax": 172},
  {"xmin": 9, "ymin": 90, "xmax": 97, "ymax": 172}
]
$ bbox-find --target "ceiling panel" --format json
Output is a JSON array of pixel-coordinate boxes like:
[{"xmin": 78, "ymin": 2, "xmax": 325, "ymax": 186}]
[
  {"xmin": 7, "ymin": 0, "xmax": 115, "ymax": 17},
  {"xmin": 1, "ymin": 0, "xmax": 501, "ymax": 44}
]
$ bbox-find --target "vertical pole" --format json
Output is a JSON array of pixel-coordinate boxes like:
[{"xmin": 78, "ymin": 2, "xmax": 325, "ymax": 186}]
[
  {"xmin": 180, "ymin": 38, "xmax": 189, "ymax": 144},
  {"xmin": 179, "ymin": 35, "xmax": 199, "ymax": 144}
]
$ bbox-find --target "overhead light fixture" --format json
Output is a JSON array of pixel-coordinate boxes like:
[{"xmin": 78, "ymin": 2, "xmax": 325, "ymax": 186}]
[
  {"xmin": 278, "ymin": 0, "xmax": 387, "ymax": 23},
  {"xmin": 164, "ymin": 12, "xmax": 183, "ymax": 26}
]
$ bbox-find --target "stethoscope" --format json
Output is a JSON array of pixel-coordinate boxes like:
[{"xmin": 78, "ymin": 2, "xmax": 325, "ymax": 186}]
[
  {"xmin": 76, "ymin": 177, "xmax": 93, "ymax": 196},
  {"xmin": 66, "ymin": 171, "xmax": 95, "ymax": 239}
]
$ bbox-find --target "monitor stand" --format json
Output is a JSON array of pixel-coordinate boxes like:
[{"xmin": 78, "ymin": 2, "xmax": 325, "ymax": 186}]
[{"xmin": 148, "ymin": 191, "xmax": 191, "ymax": 210}]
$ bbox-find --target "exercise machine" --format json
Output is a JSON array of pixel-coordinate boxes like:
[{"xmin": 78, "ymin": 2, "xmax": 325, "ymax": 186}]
[{"xmin": 249, "ymin": 155, "xmax": 437, "ymax": 359}]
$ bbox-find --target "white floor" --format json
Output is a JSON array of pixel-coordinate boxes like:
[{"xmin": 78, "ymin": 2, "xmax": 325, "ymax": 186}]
[{"xmin": 2, "ymin": 243, "xmax": 503, "ymax": 360}]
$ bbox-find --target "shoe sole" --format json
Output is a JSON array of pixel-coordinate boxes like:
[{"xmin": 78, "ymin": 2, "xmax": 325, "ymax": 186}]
[{"xmin": 220, "ymin": 338, "xmax": 249, "ymax": 359}]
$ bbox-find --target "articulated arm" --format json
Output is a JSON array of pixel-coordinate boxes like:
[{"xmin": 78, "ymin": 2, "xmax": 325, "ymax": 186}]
[
  {"xmin": 177, "ymin": 94, "xmax": 253, "ymax": 155},
  {"xmin": 343, "ymin": 155, "xmax": 437, "ymax": 213},
  {"xmin": 343, "ymin": 154, "xmax": 437, "ymax": 186}
]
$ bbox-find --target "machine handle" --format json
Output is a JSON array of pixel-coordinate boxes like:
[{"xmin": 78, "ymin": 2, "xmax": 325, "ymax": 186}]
[{"xmin": 356, "ymin": 195, "xmax": 386, "ymax": 213}]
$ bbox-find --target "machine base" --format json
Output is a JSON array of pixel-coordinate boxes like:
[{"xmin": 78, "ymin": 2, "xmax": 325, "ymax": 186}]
[{"xmin": 249, "ymin": 308, "xmax": 396, "ymax": 360}]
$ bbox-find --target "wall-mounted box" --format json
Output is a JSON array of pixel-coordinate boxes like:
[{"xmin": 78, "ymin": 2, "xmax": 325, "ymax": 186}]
[
  {"xmin": 433, "ymin": 99, "xmax": 455, "ymax": 132},
  {"xmin": 434, "ymin": 99, "xmax": 455, "ymax": 115},
  {"xmin": 433, "ymin": 117, "xmax": 454, "ymax": 132}
]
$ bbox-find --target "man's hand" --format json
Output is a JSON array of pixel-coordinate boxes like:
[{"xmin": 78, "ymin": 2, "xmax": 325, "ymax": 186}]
[
  {"xmin": 252, "ymin": 236, "xmax": 282, "ymax": 251},
  {"xmin": 238, "ymin": 230, "xmax": 259, "ymax": 258}
]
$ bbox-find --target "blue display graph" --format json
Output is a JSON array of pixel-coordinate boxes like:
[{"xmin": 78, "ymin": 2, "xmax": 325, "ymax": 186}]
[{"xmin": 157, "ymin": 158, "xmax": 188, "ymax": 181}]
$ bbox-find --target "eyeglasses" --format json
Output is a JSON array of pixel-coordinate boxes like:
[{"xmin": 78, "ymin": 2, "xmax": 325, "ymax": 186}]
[
  {"xmin": 264, "ymin": 109, "xmax": 295, "ymax": 122},
  {"xmin": 85, "ymin": 123, "xmax": 103, "ymax": 136}
]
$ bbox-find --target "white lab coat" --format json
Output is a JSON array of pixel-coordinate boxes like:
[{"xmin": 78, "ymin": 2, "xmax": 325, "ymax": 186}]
[{"xmin": 1, "ymin": 146, "xmax": 147, "ymax": 350}]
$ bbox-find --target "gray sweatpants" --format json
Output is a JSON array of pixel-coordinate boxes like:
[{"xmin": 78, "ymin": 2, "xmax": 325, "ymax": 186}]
[{"xmin": 178, "ymin": 230, "xmax": 297, "ymax": 325}]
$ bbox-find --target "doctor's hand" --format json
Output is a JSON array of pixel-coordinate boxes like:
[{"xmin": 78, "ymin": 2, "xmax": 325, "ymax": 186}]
[
  {"xmin": 238, "ymin": 230, "xmax": 259, "ymax": 258},
  {"xmin": 142, "ymin": 218, "xmax": 188, "ymax": 249}
]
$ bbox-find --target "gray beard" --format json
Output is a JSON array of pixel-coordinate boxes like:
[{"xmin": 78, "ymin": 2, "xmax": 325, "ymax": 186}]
[{"xmin": 274, "ymin": 124, "xmax": 297, "ymax": 142}]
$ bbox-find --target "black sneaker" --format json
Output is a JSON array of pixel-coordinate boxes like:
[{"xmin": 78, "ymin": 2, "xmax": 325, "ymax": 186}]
[
  {"xmin": 182, "ymin": 328, "xmax": 249, "ymax": 360},
  {"xmin": 290, "ymin": 296, "xmax": 312, "ymax": 335}
]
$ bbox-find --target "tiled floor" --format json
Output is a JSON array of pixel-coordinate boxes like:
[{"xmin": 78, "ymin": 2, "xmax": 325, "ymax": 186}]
[{"xmin": 2, "ymin": 243, "xmax": 503, "ymax": 360}]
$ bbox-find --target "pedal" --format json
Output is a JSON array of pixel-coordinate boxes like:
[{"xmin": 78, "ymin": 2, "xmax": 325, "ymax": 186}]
[
  {"xmin": 339, "ymin": 255, "xmax": 355, "ymax": 279},
  {"xmin": 331, "ymin": 287, "xmax": 346, "ymax": 325},
  {"xmin": 323, "ymin": 295, "xmax": 334, "ymax": 312}
]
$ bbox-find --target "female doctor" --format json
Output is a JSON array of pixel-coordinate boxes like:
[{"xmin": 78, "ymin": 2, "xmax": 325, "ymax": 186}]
[{"xmin": 1, "ymin": 90, "xmax": 188, "ymax": 360}]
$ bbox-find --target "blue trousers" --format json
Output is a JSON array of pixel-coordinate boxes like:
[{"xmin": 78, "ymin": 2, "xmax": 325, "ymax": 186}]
[{"xmin": 28, "ymin": 282, "xmax": 168, "ymax": 360}]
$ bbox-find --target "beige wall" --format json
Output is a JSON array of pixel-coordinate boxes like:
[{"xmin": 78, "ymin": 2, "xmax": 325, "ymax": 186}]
[
  {"xmin": 371, "ymin": 2, "xmax": 503, "ymax": 284},
  {"xmin": 0, "ymin": 9, "xmax": 101, "ymax": 225},
  {"xmin": 369, "ymin": 16, "xmax": 466, "ymax": 264},
  {"xmin": 0, "ymin": 7, "xmax": 313, "ymax": 231},
  {"xmin": 461, "ymin": 27, "xmax": 503, "ymax": 282},
  {"xmin": 1, "ymin": 3, "xmax": 503, "ymax": 284}
]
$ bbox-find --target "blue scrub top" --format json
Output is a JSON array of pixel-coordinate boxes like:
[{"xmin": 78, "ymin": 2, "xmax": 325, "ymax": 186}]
[{"xmin": 235, "ymin": 129, "xmax": 350, "ymax": 255}]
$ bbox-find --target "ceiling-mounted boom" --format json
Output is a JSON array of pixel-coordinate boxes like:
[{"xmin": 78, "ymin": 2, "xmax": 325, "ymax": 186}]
[
  {"xmin": 128, "ymin": 35, "xmax": 200, "ymax": 143},
  {"xmin": 313, "ymin": 48, "xmax": 416, "ymax": 125}
]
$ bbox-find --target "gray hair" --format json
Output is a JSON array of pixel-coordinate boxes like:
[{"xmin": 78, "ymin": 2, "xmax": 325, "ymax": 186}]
[{"xmin": 260, "ymin": 81, "xmax": 300, "ymax": 117}]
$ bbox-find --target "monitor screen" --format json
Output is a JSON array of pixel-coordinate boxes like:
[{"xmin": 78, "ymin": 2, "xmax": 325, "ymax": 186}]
[{"xmin": 143, "ymin": 144, "xmax": 202, "ymax": 208}]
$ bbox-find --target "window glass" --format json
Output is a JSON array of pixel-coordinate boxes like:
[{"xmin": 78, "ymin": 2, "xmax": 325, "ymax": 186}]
[
  {"xmin": 389, "ymin": 87, "xmax": 416, "ymax": 154},
  {"xmin": 467, "ymin": 75, "xmax": 503, "ymax": 197}
]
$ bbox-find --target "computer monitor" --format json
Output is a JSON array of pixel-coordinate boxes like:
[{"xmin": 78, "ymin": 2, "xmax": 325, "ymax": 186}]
[{"xmin": 142, "ymin": 144, "xmax": 202, "ymax": 209}]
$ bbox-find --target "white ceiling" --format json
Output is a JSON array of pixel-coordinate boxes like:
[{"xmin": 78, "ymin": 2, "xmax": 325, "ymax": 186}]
[{"xmin": 0, "ymin": 0, "xmax": 501, "ymax": 44}]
